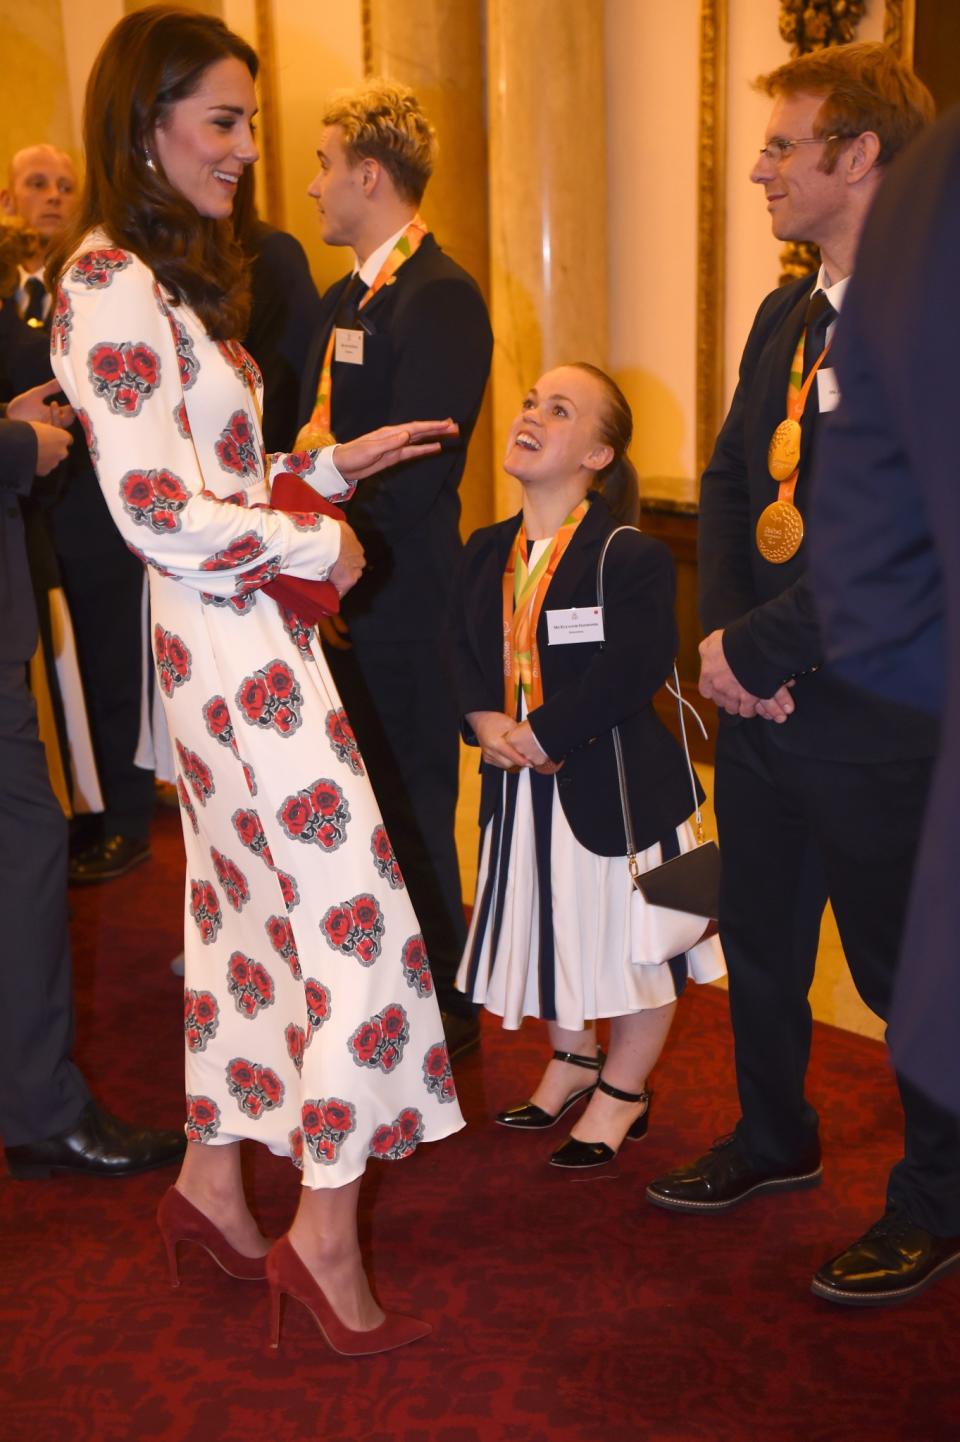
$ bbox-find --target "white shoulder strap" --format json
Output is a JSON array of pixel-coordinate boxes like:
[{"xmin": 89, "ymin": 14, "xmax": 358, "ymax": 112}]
[{"xmin": 595, "ymin": 525, "xmax": 708, "ymax": 851}]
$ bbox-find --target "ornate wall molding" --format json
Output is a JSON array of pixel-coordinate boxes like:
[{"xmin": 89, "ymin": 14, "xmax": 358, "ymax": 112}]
[
  {"xmin": 883, "ymin": 0, "xmax": 916, "ymax": 61},
  {"xmin": 695, "ymin": 0, "xmax": 727, "ymax": 485},
  {"xmin": 778, "ymin": 0, "xmax": 866, "ymax": 54},
  {"xmin": 254, "ymin": 0, "xmax": 283, "ymax": 226},
  {"xmin": 361, "ymin": 0, "xmax": 374, "ymax": 77}
]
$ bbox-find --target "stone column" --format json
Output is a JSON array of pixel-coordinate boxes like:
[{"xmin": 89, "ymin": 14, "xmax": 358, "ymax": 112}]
[
  {"xmin": 486, "ymin": 0, "xmax": 609, "ymax": 516},
  {"xmin": 365, "ymin": 0, "xmax": 494, "ymax": 534}
]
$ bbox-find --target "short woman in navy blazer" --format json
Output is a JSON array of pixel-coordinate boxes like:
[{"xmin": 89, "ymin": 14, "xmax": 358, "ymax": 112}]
[{"xmin": 452, "ymin": 364, "xmax": 724, "ymax": 1167}]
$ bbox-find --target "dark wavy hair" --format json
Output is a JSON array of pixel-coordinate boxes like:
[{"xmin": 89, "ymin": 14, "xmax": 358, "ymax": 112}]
[
  {"xmin": 571, "ymin": 362, "xmax": 641, "ymax": 528},
  {"xmin": 47, "ymin": 5, "xmax": 257, "ymax": 339}
]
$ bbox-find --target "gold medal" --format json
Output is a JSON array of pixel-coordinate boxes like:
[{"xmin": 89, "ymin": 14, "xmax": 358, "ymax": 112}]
[
  {"xmin": 756, "ymin": 500, "xmax": 804, "ymax": 564},
  {"xmin": 294, "ymin": 424, "xmax": 336, "ymax": 451},
  {"xmin": 767, "ymin": 418, "xmax": 801, "ymax": 481}
]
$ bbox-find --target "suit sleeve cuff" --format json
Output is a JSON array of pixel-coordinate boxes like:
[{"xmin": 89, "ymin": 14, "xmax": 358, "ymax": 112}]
[
  {"xmin": 722, "ymin": 618, "xmax": 788, "ymax": 698},
  {"xmin": 525, "ymin": 704, "xmax": 562, "ymax": 761}
]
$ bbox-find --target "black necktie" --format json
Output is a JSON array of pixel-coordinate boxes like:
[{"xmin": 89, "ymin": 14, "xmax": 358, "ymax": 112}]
[
  {"xmin": 802, "ymin": 290, "xmax": 836, "ymax": 379},
  {"xmin": 22, "ymin": 276, "xmax": 47, "ymax": 325},
  {"xmin": 335, "ymin": 274, "xmax": 369, "ymax": 330}
]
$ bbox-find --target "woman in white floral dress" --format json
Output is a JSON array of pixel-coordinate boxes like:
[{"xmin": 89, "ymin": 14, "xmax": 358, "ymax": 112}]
[{"xmin": 50, "ymin": 6, "xmax": 462, "ymax": 1355}]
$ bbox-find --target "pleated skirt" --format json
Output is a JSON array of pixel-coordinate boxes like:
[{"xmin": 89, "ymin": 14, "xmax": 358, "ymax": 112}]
[{"xmin": 457, "ymin": 766, "xmax": 726, "ymax": 1031}]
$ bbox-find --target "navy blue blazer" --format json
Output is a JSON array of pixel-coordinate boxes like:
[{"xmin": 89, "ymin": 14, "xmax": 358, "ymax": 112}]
[
  {"xmin": 451, "ymin": 496, "xmax": 702, "ymax": 857},
  {"xmin": 699, "ymin": 275, "xmax": 937, "ymax": 763},
  {"xmin": 298, "ymin": 234, "xmax": 493, "ymax": 644},
  {"xmin": 811, "ymin": 106, "xmax": 960, "ymax": 1114}
]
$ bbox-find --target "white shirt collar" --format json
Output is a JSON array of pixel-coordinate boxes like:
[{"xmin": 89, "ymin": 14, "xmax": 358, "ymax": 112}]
[
  {"xmin": 16, "ymin": 263, "xmax": 51, "ymax": 320},
  {"xmin": 813, "ymin": 262, "xmax": 849, "ymax": 315},
  {"xmin": 354, "ymin": 221, "xmax": 416, "ymax": 288}
]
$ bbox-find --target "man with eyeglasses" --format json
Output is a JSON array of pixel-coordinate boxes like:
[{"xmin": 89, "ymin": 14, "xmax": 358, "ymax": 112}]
[{"xmin": 647, "ymin": 43, "xmax": 960, "ymax": 1308}]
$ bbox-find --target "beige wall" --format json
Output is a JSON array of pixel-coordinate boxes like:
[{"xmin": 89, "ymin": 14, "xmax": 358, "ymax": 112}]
[
  {"xmin": 61, "ymin": 1, "xmax": 123, "ymax": 155},
  {"xmin": 0, "ymin": 0, "xmax": 75, "ymax": 169},
  {"xmin": 605, "ymin": 0, "xmax": 700, "ymax": 485},
  {"xmin": 723, "ymin": 0, "xmax": 788, "ymax": 412},
  {"xmin": 261, "ymin": 0, "xmax": 364, "ymax": 295}
]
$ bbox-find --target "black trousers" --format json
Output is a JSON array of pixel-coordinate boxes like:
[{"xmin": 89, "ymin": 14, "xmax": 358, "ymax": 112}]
[
  {"xmin": 715, "ymin": 720, "xmax": 960, "ymax": 1236},
  {"xmin": 324, "ymin": 634, "xmax": 468, "ymax": 1016},
  {"xmin": 0, "ymin": 663, "xmax": 89, "ymax": 1145}
]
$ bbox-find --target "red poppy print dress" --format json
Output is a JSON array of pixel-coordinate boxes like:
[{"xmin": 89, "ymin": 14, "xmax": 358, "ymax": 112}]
[{"xmin": 51, "ymin": 236, "xmax": 463, "ymax": 1186}]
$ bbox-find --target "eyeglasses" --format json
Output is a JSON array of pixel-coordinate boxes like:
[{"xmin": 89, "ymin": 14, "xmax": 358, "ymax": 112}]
[{"xmin": 758, "ymin": 134, "xmax": 845, "ymax": 163}]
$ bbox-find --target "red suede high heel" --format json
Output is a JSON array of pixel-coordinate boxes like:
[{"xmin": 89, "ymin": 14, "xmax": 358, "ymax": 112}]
[
  {"xmin": 266, "ymin": 1235, "xmax": 431, "ymax": 1357},
  {"xmin": 157, "ymin": 1186, "xmax": 269, "ymax": 1285}
]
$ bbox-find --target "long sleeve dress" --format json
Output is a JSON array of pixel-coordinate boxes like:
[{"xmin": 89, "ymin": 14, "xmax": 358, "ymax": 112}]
[{"xmin": 51, "ymin": 234, "xmax": 463, "ymax": 1187}]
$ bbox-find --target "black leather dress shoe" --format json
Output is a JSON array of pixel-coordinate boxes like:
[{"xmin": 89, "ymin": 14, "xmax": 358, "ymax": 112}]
[
  {"xmin": 811, "ymin": 1210, "xmax": 960, "ymax": 1307},
  {"xmin": 441, "ymin": 1011, "xmax": 481, "ymax": 1061},
  {"xmin": 4, "ymin": 1100, "xmax": 186, "ymax": 1179},
  {"xmin": 68, "ymin": 834, "xmax": 151, "ymax": 885},
  {"xmin": 645, "ymin": 1132, "xmax": 822, "ymax": 1212}
]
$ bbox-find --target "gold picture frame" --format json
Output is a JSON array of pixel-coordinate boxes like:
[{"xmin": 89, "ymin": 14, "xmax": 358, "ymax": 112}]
[
  {"xmin": 884, "ymin": 0, "xmax": 916, "ymax": 59},
  {"xmin": 695, "ymin": 0, "xmax": 728, "ymax": 485}
]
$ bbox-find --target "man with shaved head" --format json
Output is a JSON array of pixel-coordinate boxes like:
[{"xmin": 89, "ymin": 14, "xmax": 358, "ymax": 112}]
[
  {"xmin": 2, "ymin": 141, "xmax": 156, "ymax": 882},
  {"xmin": 1, "ymin": 145, "xmax": 78, "ymax": 323}
]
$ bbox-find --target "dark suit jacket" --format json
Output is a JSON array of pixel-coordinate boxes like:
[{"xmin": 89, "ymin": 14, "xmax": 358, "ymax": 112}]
[
  {"xmin": 699, "ymin": 275, "xmax": 937, "ymax": 763},
  {"xmin": 0, "ymin": 291, "xmax": 109, "ymax": 567},
  {"xmin": 811, "ymin": 106, "xmax": 960, "ymax": 1112},
  {"xmin": 0, "ymin": 304, "xmax": 70, "ymax": 596},
  {"xmin": 452, "ymin": 496, "xmax": 702, "ymax": 856},
  {"xmin": 0, "ymin": 299, "xmax": 52, "ymax": 398},
  {"xmin": 243, "ymin": 223, "xmax": 323, "ymax": 455},
  {"xmin": 0, "ymin": 414, "xmax": 39, "ymax": 663},
  {"xmin": 299, "ymin": 234, "xmax": 493, "ymax": 644}
]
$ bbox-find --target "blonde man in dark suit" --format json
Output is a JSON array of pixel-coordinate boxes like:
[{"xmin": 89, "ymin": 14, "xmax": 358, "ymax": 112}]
[{"xmin": 298, "ymin": 82, "xmax": 493, "ymax": 1059}]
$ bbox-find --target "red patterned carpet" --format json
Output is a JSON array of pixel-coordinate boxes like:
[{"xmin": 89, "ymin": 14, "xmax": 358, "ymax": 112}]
[{"xmin": 2, "ymin": 808, "xmax": 958, "ymax": 1442}]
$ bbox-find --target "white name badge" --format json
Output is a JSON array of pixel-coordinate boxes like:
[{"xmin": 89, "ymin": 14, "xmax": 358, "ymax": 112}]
[
  {"xmin": 335, "ymin": 328, "xmax": 364, "ymax": 365},
  {"xmin": 546, "ymin": 606, "xmax": 605, "ymax": 645},
  {"xmin": 817, "ymin": 367, "xmax": 841, "ymax": 413}
]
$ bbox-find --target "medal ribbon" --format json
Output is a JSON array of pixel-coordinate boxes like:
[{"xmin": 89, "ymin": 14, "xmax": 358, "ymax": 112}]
[
  {"xmin": 502, "ymin": 500, "xmax": 590, "ymax": 717},
  {"xmin": 770, "ymin": 326, "xmax": 833, "ymax": 506},
  {"xmin": 296, "ymin": 215, "xmax": 429, "ymax": 449}
]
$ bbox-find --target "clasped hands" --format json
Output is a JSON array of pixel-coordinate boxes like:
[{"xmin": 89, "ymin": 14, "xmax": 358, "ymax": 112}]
[
  {"xmin": 7, "ymin": 378, "xmax": 74, "ymax": 476},
  {"xmin": 698, "ymin": 629, "xmax": 795, "ymax": 723},
  {"xmin": 466, "ymin": 711, "xmax": 562, "ymax": 774}
]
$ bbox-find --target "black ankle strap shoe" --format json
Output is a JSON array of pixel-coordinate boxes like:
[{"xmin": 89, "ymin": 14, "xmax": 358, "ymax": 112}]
[
  {"xmin": 494, "ymin": 1048, "xmax": 604, "ymax": 1130},
  {"xmin": 548, "ymin": 1085, "xmax": 652, "ymax": 1168}
]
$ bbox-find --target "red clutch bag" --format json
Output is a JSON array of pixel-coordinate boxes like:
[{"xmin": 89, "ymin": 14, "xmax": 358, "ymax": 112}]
[{"xmin": 260, "ymin": 471, "xmax": 344, "ymax": 622}]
